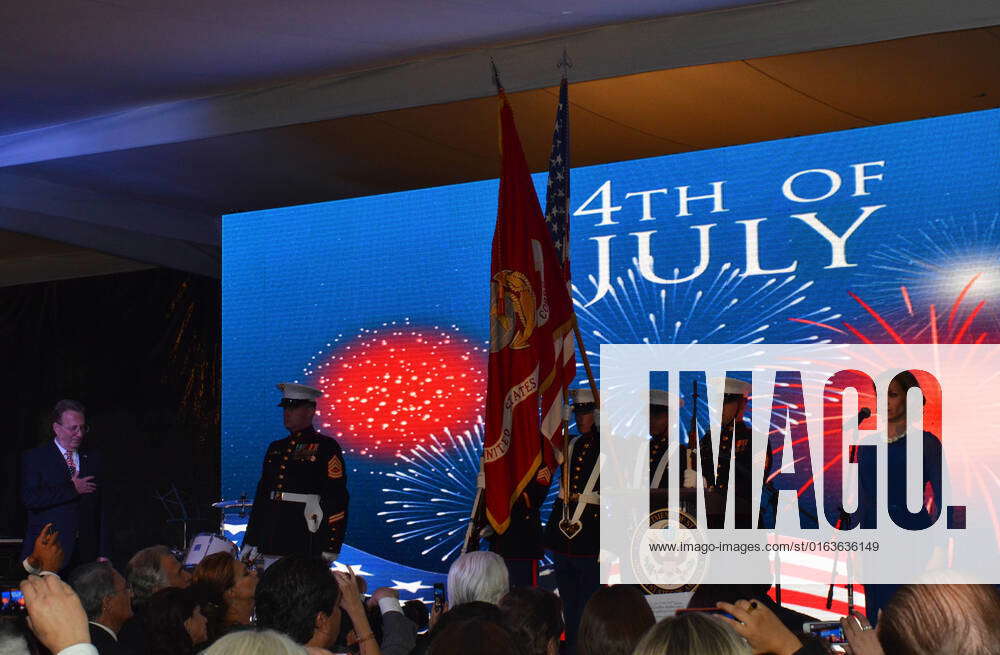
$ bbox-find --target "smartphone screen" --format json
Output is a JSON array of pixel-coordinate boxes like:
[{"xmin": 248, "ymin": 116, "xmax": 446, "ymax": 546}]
[
  {"xmin": 804, "ymin": 621, "xmax": 847, "ymax": 643},
  {"xmin": 433, "ymin": 583, "xmax": 445, "ymax": 608},
  {"xmin": 2, "ymin": 590, "xmax": 25, "ymax": 614}
]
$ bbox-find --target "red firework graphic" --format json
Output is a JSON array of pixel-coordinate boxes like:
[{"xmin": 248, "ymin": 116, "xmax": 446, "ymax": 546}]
[
  {"xmin": 304, "ymin": 322, "xmax": 486, "ymax": 457},
  {"xmin": 790, "ymin": 274, "xmax": 997, "ymax": 345}
]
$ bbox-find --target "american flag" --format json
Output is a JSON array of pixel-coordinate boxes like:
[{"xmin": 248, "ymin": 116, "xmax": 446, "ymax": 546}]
[
  {"xmin": 538, "ymin": 72, "xmax": 576, "ymax": 473},
  {"xmin": 544, "ymin": 74, "xmax": 571, "ymax": 282}
]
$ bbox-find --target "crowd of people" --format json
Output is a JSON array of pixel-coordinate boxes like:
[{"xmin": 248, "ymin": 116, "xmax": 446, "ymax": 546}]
[
  {"xmin": 10, "ymin": 382, "xmax": 999, "ymax": 654},
  {"xmin": 5, "ymin": 541, "xmax": 1000, "ymax": 655}
]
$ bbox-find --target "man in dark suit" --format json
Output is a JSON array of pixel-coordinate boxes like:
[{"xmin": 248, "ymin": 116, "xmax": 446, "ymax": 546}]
[
  {"xmin": 21, "ymin": 399, "xmax": 110, "ymax": 571},
  {"xmin": 68, "ymin": 561, "xmax": 134, "ymax": 655}
]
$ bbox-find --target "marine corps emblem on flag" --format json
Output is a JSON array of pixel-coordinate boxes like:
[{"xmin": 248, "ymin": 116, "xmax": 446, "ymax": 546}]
[{"xmin": 490, "ymin": 270, "xmax": 536, "ymax": 352}]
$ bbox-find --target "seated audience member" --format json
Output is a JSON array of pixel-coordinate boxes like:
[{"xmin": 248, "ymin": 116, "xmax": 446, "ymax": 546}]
[
  {"xmin": 498, "ymin": 587, "xmax": 563, "ymax": 655},
  {"xmin": 142, "ymin": 587, "xmax": 208, "ymax": 655},
  {"xmin": 191, "ymin": 552, "xmax": 258, "ymax": 642},
  {"xmin": 68, "ymin": 562, "xmax": 134, "ymax": 654},
  {"xmin": 863, "ymin": 583, "xmax": 1000, "ymax": 655},
  {"xmin": 202, "ymin": 629, "xmax": 308, "ymax": 655},
  {"xmin": 334, "ymin": 586, "xmax": 416, "ymax": 655},
  {"xmin": 577, "ymin": 585, "xmax": 655, "ymax": 655},
  {"xmin": 445, "ymin": 551, "xmax": 509, "ymax": 607},
  {"xmin": 718, "ymin": 582, "xmax": 1000, "ymax": 655},
  {"xmin": 366, "ymin": 587, "xmax": 417, "ymax": 655},
  {"xmin": 119, "ymin": 545, "xmax": 191, "ymax": 653},
  {"xmin": 412, "ymin": 602, "xmax": 503, "ymax": 655},
  {"xmin": 633, "ymin": 612, "xmax": 751, "ymax": 655},
  {"xmin": 402, "ymin": 599, "xmax": 428, "ymax": 633},
  {"xmin": 19, "ymin": 574, "xmax": 93, "ymax": 655},
  {"xmin": 426, "ymin": 618, "xmax": 523, "ymax": 655},
  {"xmin": 255, "ymin": 556, "xmax": 380, "ymax": 654},
  {"xmin": 689, "ymin": 584, "xmax": 816, "ymax": 634},
  {"xmin": 126, "ymin": 545, "xmax": 192, "ymax": 605}
]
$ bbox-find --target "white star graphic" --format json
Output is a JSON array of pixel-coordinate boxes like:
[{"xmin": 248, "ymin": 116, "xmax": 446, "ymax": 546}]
[
  {"xmin": 391, "ymin": 579, "xmax": 433, "ymax": 594},
  {"xmin": 332, "ymin": 562, "xmax": 374, "ymax": 576}
]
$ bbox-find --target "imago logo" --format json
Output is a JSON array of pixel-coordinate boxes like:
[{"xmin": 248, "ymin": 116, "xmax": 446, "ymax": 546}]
[{"xmin": 600, "ymin": 344, "xmax": 998, "ymax": 586}]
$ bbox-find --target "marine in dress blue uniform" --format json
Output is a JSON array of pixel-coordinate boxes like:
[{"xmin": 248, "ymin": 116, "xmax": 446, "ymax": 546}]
[
  {"xmin": 243, "ymin": 383, "xmax": 349, "ymax": 561},
  {"xmin": 543, "ymin": 389, "xmax": 600, "ymax": 655}
]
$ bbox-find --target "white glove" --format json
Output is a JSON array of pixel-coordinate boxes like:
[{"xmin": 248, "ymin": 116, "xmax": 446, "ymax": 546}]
[
  {"xmin": 321, "ymin": 551, "xmax": 339, "ymax": 563},
  {"xmin": 303, "ymin": 497, "xmax": 322, "ymax": 533},
  {"xmin": 683, "ymin": 469, "xmax": 700, "ymax": 489},
  {"xmin": 240, "ymin": 544, "xmax": 259, "ymax": 561}
]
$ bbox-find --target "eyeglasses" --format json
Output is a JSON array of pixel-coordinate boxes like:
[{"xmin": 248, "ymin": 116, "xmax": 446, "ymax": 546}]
[{"xmin": 59, "ymin": 423, "xmax": 90, "ymax": 434}]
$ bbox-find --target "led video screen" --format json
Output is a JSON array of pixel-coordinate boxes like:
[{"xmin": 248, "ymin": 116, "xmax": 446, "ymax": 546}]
[{"xmin": 223, "ymin": 108, "xmax": 999, "ymax": 585}]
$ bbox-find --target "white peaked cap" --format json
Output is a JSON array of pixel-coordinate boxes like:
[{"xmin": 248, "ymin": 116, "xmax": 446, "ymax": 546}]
[
  {"xmin": 276, "ymin": 382, "xmax": 323, "ymax": 401},
  {"xmin": 721, "ymin": 377, "xmax": 751, "ymax": 396},
  {"xmin": 570, "ymin": 388, "xmax": 597, "ymax": 405},
  {"xmin": 649, "ymin": 389, "xmax": 684, "ymax": 408}
]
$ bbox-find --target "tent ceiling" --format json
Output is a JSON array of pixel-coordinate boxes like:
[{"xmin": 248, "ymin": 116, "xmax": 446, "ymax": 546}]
[
  {"xmin": 0, "ymin": 0, "xmax": 772, "ymax": 134},
  {"xmin": 0, "ymin": 0, "xmax": 997, "ymax": 281}
]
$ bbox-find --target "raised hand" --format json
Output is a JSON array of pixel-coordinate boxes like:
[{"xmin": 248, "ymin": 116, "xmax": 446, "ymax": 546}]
[
  {"xmin": 20, "ymin": 574, "xmax": 91, "ymax": 653},
  {"xmin": 717, "ymin": 599, "xmax": 803, "ymax": 655},
  {"xmin": 27, "ymin": 523, "xmax": 64, "ymax": 572},
  {"xmin": 842, "ymin": 610, "xmax": 885, "ymax": 655}
]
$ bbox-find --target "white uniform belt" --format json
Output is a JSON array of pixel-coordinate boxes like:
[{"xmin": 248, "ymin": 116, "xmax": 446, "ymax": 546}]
[
  {"xmin": 577, "ymin": 492, "xmax": 600, "ymax": 505},
  {"xmin": 270, "ymin": 491, "xmax": 319, "ymax": 504},
  {"xmin": 268, "ymin": 492, "xmax": 322, "ymax": 533}
]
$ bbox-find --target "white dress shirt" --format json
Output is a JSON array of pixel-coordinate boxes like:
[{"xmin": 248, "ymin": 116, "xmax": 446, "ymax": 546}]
[{"xmin": 54, "ymin": 439, "xmax": 80, "ymax": 472}]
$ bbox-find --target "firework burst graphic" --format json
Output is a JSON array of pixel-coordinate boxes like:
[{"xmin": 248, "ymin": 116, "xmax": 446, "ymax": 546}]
[
  {"xmin": 853, "ymin": 212, "xmax": 1000, "ymax": 333},
  {"xmin": 793, "ymin": 277, "xmax": 998, "ymax": 345},
  {"xmin": 791, "ymin": 276, "xmax": 1000, "ymax": 556},
  {"xmin": 379, "ymin": 418, "xmax": 559, "ymax": 565},
  {"xmin": 574, "ymin": 260, "xmax": 843, "ymax": 438},
  {"xmin": 574, "ymin": 260, "xmax": 840, "ymax": 351},
  {"xmin": 301, "ymin": 320, "xmax": 487, "ymax": 458}
]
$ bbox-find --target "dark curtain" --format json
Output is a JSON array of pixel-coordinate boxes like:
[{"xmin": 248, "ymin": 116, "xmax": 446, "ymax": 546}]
[{"xmin": 0, "ymin": 268, "xmax": 220, "ymax": 566}]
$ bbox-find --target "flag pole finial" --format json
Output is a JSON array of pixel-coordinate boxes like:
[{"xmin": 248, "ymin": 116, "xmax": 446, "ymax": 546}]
[
  {"xmin": 557, "ymin": 49, "xmax": 572, "ymax": 74},
  {"xmin": 490, "ymin": 58, "xmax": 503, "ymax": 92}
]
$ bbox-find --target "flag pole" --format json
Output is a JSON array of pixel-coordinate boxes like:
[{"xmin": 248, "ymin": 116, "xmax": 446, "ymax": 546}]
[{"xmin": 553, "ymin": 49, "xmax": 599, "ymax": 405}]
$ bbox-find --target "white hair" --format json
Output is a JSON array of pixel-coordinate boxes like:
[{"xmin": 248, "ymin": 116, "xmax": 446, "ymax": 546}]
[
  {"xmin": 0, "ymin": 621, "xmax": 29, "ymax": 655},
  {"xmin": 446, "ymin": 551, "xmax": 509, "ymax": 607},
  {"xmin": 202, "ymin": 629, "xmax": 307, "ymax": 655}
]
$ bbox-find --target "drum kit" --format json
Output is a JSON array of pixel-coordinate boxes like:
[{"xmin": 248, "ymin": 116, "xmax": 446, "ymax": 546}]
[{"xmin": 180, "ymin": 496, "xmax": 253, "ymax": 568}]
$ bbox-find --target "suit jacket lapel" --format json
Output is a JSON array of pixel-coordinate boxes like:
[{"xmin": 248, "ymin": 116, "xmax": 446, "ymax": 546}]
[{"xmin": 48, "ymin": 440, "xmax": 71, "ymax": 478}]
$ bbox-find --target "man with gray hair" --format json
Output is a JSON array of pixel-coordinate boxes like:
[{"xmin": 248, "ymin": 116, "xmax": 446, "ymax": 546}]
[
  {"xmin": 68, "ymin": 562, "xmax": 133, "ymax": 654},
  {"xmin": 118, "ymin": 545, "xmax": 190, "ymax": 654},
  {"xmin": 446, "ymin": 551, "xmax": 509, "ymax": 607},
  {"xmin": 125, "ymin": 545, "xmax": 191, "ymax": 606}
]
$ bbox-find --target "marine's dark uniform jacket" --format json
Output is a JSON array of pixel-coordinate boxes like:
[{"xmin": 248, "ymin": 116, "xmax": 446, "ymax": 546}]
[
  {"xmin": 698, "ymin": 421, "xmax": 777, "ymax": 527},
  {"xmin": 490, "ymin": 472, "xmax": 548, "ymax": 560},
  {"xmin": 544, "ymin": 428, "xmax": 600, "ymax": 557},
  {"xmin": 244, "ymin": 426, "xmax": 349, "ymax": 556}
]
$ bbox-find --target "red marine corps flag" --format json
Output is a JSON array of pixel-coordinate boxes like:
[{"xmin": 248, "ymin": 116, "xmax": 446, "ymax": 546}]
[{"xmin": 484, "ymin": 87, "xmax": 576, "ymax": 535}]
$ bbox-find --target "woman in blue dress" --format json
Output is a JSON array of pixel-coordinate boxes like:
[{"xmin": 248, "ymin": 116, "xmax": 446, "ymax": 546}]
[{"xmin": 858, "ymin": 370, "xmax": 943, "ymax": 625}]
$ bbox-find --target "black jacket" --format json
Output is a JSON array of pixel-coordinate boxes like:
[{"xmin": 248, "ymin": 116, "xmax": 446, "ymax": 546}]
[{"xmin": 244, "ymin": 426, "xmax": 349, "ymax": 556}]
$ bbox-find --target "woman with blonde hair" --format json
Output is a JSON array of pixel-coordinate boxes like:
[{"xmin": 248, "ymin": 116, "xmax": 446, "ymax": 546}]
[
  {"xmin": 632, "ymin": 613, "xmax": 750, "ymax": 655},
  {"xmin": 203, "ymin": 628, "xmax": 307, "ymax": 655}
]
